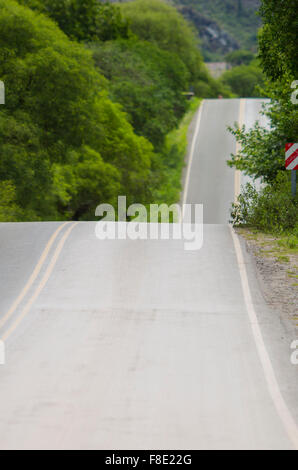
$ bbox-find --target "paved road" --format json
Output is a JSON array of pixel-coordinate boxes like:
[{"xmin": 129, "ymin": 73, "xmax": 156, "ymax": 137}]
[
  {"xmin": 185, "ymin": 98, "xmax": 270, "ymax": 223},
  {"xmin": 0, "ymin": 100, "xmax": 297, "ymax": 450},
  {"xmin": 185, "ymin": 99, "xmax": 239, "ymax": 224}
]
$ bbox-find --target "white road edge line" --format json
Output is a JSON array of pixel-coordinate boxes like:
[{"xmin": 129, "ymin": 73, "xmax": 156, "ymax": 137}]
[
  {"xmin": 230, "ymin": 225, "xmax": 298, "ymax": 450},
  {"xmin": 181, "ymin": 100, "xmax": 205, "ymax": 220}
]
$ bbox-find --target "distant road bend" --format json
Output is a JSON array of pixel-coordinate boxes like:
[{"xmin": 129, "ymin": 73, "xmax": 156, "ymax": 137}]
[{"xmin": 0, "ymin": 99, "xmax": 297, "ymax": 450}]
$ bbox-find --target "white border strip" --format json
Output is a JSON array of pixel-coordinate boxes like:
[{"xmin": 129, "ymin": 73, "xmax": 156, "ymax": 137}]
[
  {"xmin": 230, "ymin": 226, "xmax": 298, "ymax": 450},
  {"xmin": 286, "ymin": 157, "xmax": 298, "ymax": 171},
  {"xmin": 286, "ymin": 144, "xmax": 298, "ymax": 160},
  {"xmin": 182, "ymin": 101, "xmax": 204, "ymax": 217}
]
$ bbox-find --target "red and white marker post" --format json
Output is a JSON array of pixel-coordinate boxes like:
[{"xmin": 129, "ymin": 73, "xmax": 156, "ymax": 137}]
[{"xmin": 285, "ymin": 143, "xmax": 297, "ymax": 197}]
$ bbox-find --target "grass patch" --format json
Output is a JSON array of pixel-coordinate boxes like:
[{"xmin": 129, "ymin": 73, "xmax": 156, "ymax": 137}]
[
  {"xmin": 237, "ymin": 227, "xmax": 298, "ymax": 270},
  {"xmin": 276, "ymin": 255, "xmax": 290, "ymax": 263},
  {"xmin": 165, "ymin": 97, "xmax": 201, "ymax": 164},
  {"xmin": 155, "ymin": 98, "xmax": 201, "ymax": 206}
]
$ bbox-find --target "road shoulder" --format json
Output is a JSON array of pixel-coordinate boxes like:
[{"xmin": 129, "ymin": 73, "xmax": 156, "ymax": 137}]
[
  {"xmin": 237, "ymin": 227, "xmax": 298, "ymax": 428},
  {"xmin": 237, "ymin": 228, "xmax": 297, "ymax": 330}
]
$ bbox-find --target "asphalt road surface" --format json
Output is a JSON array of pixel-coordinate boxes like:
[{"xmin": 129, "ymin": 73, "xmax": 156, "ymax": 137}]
[
  {"xmin": 0, "ymin": 99, "xmax": 297, "ymax": 450},
  {"xmin": 184, "ymin": 98, "xmax": 270, "ymax": 223}
]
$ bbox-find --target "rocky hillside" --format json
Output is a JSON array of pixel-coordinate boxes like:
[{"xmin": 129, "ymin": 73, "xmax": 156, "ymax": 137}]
[
  {"xmin": 173, "ymin": 0, "xmax": 261, "ymax": 60},
  {"xmin": 178, "ymin": 6, "xmax": 239, "ymax": 60}
]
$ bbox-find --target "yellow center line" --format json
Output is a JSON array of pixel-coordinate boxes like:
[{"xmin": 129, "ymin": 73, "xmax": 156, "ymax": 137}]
[
  {"xmin": 0, "ymin": 222, "xmax": 70, "ymax": 331},
  {"xmin": 234, "ymin": 98, "xmax": 246, "ymax": 203},
  {"xmin": 1, "ymin": 222, "xmax": 78, "ymax": 342}
]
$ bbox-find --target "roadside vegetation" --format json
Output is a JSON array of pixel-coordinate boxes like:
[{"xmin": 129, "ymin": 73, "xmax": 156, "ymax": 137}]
[
  {"xmin": 221, "ymin": 60, "xmax": 265, "ymax": 98},
  {"xmin": 225, "ymin": 50, "xmax": 256, "ymax": 67},
  {"xmin": 92, "ymin": 39, "xmax": 189, "ymax": 151},
  {"xmin": 156, "ymin": 98, "xmax": 201, "ymax": 205},
  {"xmin": 239, "ymin": 228, "xmax": 298, "ymax": 267},
  {"xmin": 229, "ymin": 0, "xmax": 298, "ymax": 239},
  {"xmin": 238, "ymin": 228, "xmax": 298, "ymax": 318},
  {"xmin": 0, "ymin": 0, "xmax": 226, "ymax": 222},
  {"xmin": 221, "ymin": 49, "xmax": 265, "ymax": 98}
]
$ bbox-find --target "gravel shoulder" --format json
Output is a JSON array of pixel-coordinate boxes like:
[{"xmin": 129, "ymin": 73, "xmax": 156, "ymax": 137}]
[{"xmin": 237, "ymin": 228, "xmax": 298, "ymax": 333}]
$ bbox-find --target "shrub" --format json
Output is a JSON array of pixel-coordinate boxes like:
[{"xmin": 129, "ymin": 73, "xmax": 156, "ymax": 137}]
[
  {"xmin": 225, "ymin": 50, "xmax": 255, "ymax": 66},
  {"xmin": 231, "ymin": 173, "xmax": 298, "ymax": 233},
  {"xmin": 0, "ymin": 181, "xmax": 29, "ymax": 222},
  {"xmin": 221, "ymin": 64, "xmax": 264, "ymax": 97}
]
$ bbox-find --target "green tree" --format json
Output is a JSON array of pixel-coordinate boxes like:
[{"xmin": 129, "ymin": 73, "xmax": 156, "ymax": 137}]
[
  {"xmin": 0, "ymin": 181, "xmax": 25, "ymax": 222},
  {"xmin": 119, "ymin": 0, "xmax": 231, "ymax": 99},
  {"xmin": 119, "ymin": 0, "xmax": 203, "ymax": 83},
  {"xmin": 221, "ymin": 64, "xmax": 264, "ymax": 97},
  {"xmin": 228, "ymin": 80, "xmax": 297, "ymax": 183},
  {"xmin": 92, "ymin": 39, "xmax": 189, "ymax": 150},
  {"xmin": 259, "ymin": 0, "xmax": 297, "ymax": 81},
  {"xmin": 225, "ymin": 50, "xmax": 255, "ymax": 66},
  {"xmin": 18, "ymin": 0, "xmax": 131, "ymax": 42},
  {"xmin": 0, "ymin": 1, "xmax": 154, "ymax": 220},
  {"xmin": 230, "ymin": 174, "xmax": 298, "ymax": 232}
]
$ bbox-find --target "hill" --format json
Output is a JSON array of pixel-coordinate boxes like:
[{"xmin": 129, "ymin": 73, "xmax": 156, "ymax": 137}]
[
  {"xmin": 111, "ymin": 0, "xmax": 261, "ymax": 60},
  {"xmin": 173, "ymin": 0, "xmax": 261, "ymax": 60}
]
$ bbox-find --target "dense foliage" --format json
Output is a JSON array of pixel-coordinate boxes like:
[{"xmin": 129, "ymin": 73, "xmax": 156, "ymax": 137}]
[
  {"xmin": 18, "ymin": 0, "xmax": 131, "ymax": 42},
  {"xmin": 259, "ymin": 0, "xmax": 297, "ymax": 81},
  {"xmin": 230, "ymin": 174, "xmax": 298, "ymax": 232},
  {"xmin": 119, "ymin": 0, "xmax": 203, "ymax": 81},
  {"xmin": 93, "ymin": 39, "xmax": 189, "ymax": 150},
  {"xmin": 0, "ymin": 0, "xmax": 235, "ymax": 222},
  {"xmin": 0, "ymin": 0, "xmax": 154, "ymax": 221},
  {"xmin": 221, "ymin": 63, "xmax": 264, "ymax": 97},
  {"xmin": 118, "ymin": 0, "xmax": 230, "ymax": 98},
  {"xmin": 225, "ymin": 50, "xmax": 256, "ymax": 66}
]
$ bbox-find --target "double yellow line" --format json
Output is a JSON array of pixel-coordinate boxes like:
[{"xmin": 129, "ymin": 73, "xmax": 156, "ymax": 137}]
[{"xmin": 0, "ymin": 222, "xmax": 78, "ymax": 342}]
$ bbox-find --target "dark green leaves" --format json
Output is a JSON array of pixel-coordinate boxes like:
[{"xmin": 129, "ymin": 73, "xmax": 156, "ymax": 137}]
[
  {"xmin": 0, "ymin": 1, "xmax": 154, "ymax": 220},
  {"xmin": 18, "ymin": 0, "xmax": 131, "ymax": 43}
]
